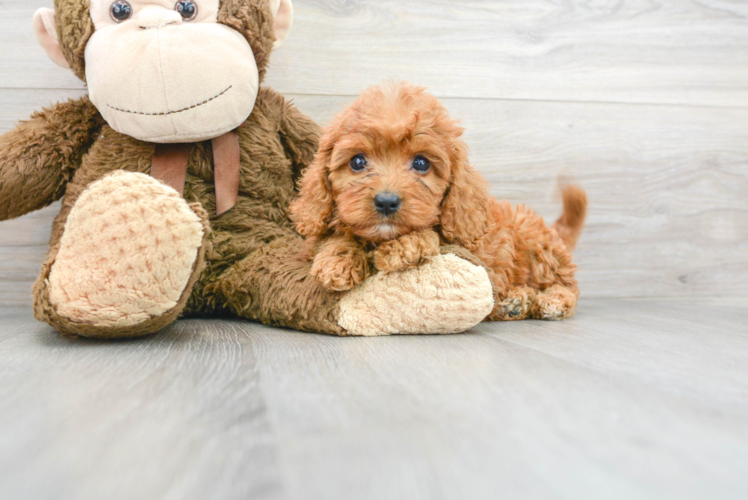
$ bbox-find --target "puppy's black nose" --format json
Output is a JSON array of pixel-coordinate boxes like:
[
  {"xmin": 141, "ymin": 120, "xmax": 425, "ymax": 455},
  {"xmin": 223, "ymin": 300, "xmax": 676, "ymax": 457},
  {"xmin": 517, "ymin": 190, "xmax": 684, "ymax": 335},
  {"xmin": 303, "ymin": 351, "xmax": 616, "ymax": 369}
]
[{"xmin": 374, "ymin": 192, "xmax": 401, "ymax": 216}]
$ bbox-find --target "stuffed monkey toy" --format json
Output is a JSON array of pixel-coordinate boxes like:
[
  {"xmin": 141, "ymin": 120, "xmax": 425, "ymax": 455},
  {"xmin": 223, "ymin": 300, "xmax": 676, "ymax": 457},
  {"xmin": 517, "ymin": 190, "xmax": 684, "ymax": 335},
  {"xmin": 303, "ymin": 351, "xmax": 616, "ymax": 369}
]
[{"xmin": 0, "ymin": 0, "xmax": 495, "ymax": 338}]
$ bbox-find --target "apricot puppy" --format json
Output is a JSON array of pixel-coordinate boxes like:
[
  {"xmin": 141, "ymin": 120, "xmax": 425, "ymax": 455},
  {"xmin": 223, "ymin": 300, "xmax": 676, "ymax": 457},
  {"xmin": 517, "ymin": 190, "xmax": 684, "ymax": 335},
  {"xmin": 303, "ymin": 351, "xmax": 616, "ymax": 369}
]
[{"xmin": 291, "ymin": 82, "xmax": 587, "ymax": 321}]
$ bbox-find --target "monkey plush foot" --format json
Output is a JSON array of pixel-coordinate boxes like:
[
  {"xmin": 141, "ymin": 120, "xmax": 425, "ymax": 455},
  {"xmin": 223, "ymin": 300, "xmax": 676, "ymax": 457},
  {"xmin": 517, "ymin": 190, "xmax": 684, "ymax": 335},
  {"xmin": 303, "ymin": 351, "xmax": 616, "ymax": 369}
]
[
  {"xmin": 337, "ymin": 254, "xmax": 494, "ymax": 336},
  {"xmin": 44, "ymin": 171, "xmax": 208, "ymax": 338}
]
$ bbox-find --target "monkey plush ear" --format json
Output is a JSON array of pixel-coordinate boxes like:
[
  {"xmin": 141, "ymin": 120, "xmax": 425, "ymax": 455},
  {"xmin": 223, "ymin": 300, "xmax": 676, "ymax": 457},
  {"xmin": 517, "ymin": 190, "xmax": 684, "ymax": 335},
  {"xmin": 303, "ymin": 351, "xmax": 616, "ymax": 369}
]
[
  {"xmin": 32, "ymin": 8, "xmax": 70, "ymax": 69},
  {"xmin": 270, "ymin": 0, "xmax": 294, "ymax": 48}
]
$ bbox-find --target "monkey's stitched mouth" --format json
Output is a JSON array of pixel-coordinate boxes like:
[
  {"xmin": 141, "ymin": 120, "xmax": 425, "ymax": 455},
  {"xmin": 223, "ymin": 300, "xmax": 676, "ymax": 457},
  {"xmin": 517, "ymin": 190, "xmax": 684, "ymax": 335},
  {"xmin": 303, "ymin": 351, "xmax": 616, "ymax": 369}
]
[{"xmin": 107, "ymin": 85, "xmax": 233, "ymax": 116}]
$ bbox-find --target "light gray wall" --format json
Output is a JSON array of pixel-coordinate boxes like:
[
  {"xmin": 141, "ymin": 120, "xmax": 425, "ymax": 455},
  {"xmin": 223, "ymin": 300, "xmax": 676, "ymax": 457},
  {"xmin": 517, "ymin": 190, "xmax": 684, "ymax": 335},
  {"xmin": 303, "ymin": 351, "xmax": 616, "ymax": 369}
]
[{"xmin": 1, "ymin": 0, "xmax": 747, "ymax": 305}]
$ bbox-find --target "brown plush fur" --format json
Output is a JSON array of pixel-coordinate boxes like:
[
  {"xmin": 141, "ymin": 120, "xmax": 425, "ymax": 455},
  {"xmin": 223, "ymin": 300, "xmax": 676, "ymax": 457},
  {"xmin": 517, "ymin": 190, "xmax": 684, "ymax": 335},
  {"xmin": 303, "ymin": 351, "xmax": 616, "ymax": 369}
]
[
  {"xmin": 0, "ymin": 0, "xmax": 348, "ymax": 337},
  {"xmin": 19, "ymin": 87, "xmax": 345, "ymax": 336},
  {"xmin": 291, "ymin": 82, "xmax": 588, "ymax": 320}
]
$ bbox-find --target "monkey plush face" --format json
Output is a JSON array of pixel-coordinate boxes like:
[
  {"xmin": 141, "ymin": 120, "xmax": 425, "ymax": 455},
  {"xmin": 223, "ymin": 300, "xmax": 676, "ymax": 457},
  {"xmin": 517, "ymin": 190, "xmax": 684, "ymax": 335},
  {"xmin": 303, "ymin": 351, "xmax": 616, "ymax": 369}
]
[
  {"xmin": 33, "ymin": 0, "xmax": 293, "ymax": 143},
  {"xmin": 85, "ymin": 0, "xmax": 259, "ymax": 143}
]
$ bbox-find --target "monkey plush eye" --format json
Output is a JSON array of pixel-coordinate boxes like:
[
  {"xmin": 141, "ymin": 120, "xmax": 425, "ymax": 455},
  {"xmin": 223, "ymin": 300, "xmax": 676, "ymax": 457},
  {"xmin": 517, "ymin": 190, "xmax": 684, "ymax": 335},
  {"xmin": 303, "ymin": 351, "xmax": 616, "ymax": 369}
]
[
  {"xmin": 350, "ymin": 154, "xmax": 367, "ymax": 172},
  {"xmin": 175, "ymin": 1, "xmax": 198, "ymax": 21},
  {"xmin": 412, "ymin": 155, "xmax": 431, "ymax": 173},
  {"xmin": 110, "ymin": 1, "xmax": 133, "ymax": 22}
]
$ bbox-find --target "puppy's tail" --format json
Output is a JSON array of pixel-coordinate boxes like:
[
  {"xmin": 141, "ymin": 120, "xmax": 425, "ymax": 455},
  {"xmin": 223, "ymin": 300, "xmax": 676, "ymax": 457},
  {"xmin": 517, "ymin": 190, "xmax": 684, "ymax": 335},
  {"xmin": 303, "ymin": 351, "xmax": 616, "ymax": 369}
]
[{"xmin": 552, "ymin": 185, "xmax": 587, "ymax": 252}]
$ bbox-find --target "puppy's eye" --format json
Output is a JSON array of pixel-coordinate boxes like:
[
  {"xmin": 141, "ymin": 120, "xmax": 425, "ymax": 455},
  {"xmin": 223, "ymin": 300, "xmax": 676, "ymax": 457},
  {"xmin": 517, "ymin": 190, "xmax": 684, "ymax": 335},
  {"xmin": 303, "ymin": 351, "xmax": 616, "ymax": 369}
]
[
  {"xmin": 175, "ymin": 1, "xmax": 198, "ymax": 21},
  {"xmin": 413, "ymin": 155, "xmax": 431, "ymax": 173},
  {"xmin": 350, "ymin": 154, "xmax": 367, "ymax": 172},
  {"xmin": 110, "ymin": 0, "xmax": 133, "ymax": 22}
]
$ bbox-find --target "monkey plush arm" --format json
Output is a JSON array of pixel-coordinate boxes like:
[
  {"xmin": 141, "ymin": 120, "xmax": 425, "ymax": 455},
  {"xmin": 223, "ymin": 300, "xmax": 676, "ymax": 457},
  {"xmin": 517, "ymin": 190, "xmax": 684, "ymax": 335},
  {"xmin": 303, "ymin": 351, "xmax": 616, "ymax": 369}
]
[{"xmin": 0, "ymin": 96, "xmax": 104, "ymax": 221}]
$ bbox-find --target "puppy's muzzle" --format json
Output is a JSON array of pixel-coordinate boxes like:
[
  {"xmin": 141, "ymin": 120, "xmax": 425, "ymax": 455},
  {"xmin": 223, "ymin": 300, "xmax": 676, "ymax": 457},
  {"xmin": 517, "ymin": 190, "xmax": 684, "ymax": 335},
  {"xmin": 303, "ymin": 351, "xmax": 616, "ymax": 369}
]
[{"xmin": 374, "ymin": 192, "xmax": 401, "ymax": 216}]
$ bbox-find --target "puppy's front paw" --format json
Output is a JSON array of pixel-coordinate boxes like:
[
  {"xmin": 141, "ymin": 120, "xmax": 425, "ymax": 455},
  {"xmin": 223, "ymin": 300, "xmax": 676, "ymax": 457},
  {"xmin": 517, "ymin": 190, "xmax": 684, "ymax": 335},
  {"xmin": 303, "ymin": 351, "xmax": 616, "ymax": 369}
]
[
  {"xmin": 374, "ymin": 229, "xmax": 440, "ymax": 273},
  {"xmin": 494, "ymin": 286, "xmax": 537, "ymax": 321},
  {"xmin": 532, "ymin": 285, "xmax": 578, "ymax": 320},
  {"xmin": 311, "ymin": 250, "xmax": 369, "ymax": 292}
]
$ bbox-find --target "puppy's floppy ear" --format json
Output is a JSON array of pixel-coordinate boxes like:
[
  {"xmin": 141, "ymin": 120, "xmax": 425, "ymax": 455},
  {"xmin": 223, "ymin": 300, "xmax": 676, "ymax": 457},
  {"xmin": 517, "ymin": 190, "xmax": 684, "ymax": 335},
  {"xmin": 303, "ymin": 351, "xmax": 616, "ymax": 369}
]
[
  {"xmin": 290, "ymin": 132, "xmax": 335, "ymax": 237},
  {"xmin": 440, "ymin": 139, "xmax": 492, "ymax": 246}
]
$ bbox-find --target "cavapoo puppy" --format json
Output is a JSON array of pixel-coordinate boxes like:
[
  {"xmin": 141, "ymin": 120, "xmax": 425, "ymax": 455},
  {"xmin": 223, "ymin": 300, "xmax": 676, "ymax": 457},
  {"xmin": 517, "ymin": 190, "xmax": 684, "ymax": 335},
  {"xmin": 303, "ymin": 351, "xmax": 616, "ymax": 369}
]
[{"xmin": 291, "ymin": 82, "xmax": 587, "ymax": 321}]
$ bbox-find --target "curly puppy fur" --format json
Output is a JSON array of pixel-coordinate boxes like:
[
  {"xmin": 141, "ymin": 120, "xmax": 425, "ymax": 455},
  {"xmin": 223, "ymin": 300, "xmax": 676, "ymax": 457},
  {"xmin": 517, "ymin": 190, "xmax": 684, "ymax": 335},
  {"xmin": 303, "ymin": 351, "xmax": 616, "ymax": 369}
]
[{"xmin": 291, "ymin": 82, "xmax": 588, "ymax": 321}]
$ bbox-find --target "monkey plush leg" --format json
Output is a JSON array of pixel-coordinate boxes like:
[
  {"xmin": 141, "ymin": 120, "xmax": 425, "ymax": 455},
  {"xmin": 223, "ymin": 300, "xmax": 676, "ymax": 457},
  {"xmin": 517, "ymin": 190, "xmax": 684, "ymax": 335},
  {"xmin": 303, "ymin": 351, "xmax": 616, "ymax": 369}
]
[
  {"xmin": 34, "ymin": 171, "xmax": 209, "ymax": 338},
  {"xmin": 208, "ymin": 233, "xmax": 346, "ymax": 334},
  {"xmin": 531, "ymin": 284, "xmax": 579, "ymax": 320},
  {"xmin": 211, "ymin": 241, "xmax": 495, "ymax": 336},
  {"xmin": 338, "ymin": 253, "xmax": 495, "ymax": 336}
]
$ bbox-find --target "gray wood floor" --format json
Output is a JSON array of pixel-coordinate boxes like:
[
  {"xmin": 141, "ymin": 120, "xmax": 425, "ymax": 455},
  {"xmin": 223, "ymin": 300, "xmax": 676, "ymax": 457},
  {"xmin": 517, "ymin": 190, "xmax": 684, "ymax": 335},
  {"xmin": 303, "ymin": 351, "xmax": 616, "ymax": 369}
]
[
  {"xmin": 1, "ymin": 299, "xmax": 746, "ymax": 500},
  {"xmin": 1, "ymin": 2, "xmax": 747, "ymax": 498}
]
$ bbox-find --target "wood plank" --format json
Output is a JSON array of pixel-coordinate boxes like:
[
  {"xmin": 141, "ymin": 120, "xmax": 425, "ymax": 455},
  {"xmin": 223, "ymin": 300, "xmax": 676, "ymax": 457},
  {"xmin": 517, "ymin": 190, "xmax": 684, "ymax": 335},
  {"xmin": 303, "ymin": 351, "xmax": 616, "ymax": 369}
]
[
  {"xmin": 2, "ymin": 89, "xmax": 747, "ymax": 305},
  {"xmin": 0, "ymin": 0, "xmax": 82, "ymax": 90},
  {"xmin": 253, "ymin": 298, "xmax": 748, "ymax": 500},
  {"xmin": 0, "ymin": 298, "xmax": 746, "ymax": 499},
  {"xmin": 0, "ymin": 316, "xmax": 286, "ymax": 500},
  {"xmin": 3, "ymin": 0, "xmax": 748, "ymax": 107}
]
